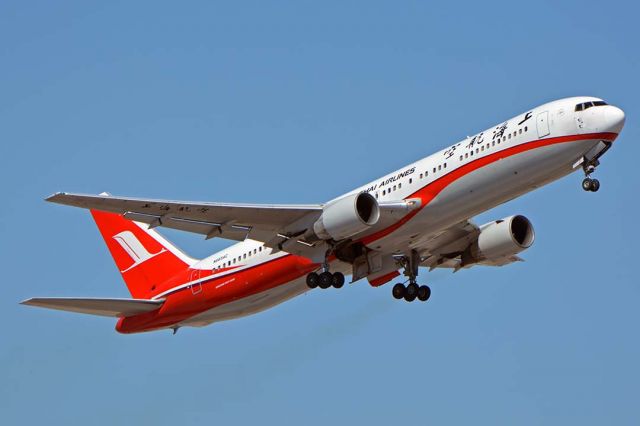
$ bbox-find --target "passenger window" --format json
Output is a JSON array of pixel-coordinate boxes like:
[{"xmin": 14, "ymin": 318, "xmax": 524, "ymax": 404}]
[
  {"xmin": 438, "ymin": 165, "xmax": 441, "ymax": 171},
  {"xmin": 519, "ymin": 129, "xmax": 522, "ymax": 134},
  {"xmin": 475, "ymin": 148, "xmax": 479, "ymax": 154},
  {"xmin": 465, "ymin": 153, "xmax": 469, "ymax": 158},
  {"xmin": 382, "ymin": 190, "xmax": 386, "ymax": 195},
  {"xmin": 470, "ymin": 150, "xmax": 474, "ymax": 156},
  {"xmin": 459, "ymin": 155, "xmax": 463, "ymax": 161},
  {"xmin": 393, "ymin": 185, "xmax": 396, "ymax": 191},
  {"xmin": 524, "ymin": 126, "xmax": 528, "ymax": 132},
  {"xmin": 481, "ymin": 146, "xmax": 485, "ymax": 151},
  {"xmin": 409, "ymin": 178, "xmax": 412, "ymax": 184},
  {"xmin": 419, "ymin": 173, "xmax": 423, "ymax": 179},
  {"xmin": 508, "ymin": 134, "xmax": 511, "ymax": 139},
  {"xmin": 492, "ymin": 141, "xmax": 495, "ymax": 146},
  {"xmin": 433, "ymin": 167, "xmax": 436, "ymax": 173},
  {"xmin": 399, "ymin": 183, "xmax": 402, "ymax": 189},
  {"xmin": 243, "ymin": 253, "xmax": 247, "ymax": 259},
  {"xmin": 444, "ymin": 163, "xmax": 447, "ymax": 169},
  {"xmin": 425, "ymin": 171, "xmax": 428, "ymax": 177}
]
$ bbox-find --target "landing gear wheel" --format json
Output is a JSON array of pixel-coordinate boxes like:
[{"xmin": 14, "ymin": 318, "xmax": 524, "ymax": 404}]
[
  {"xmin": 590, "ymin": 179, "xmax": 600, "ymax": 192},
  {"xmin": 405, "ymin": 283, "xmax": 419, "ymax": 302},
  {"xmin": 332, "ymin": 272, "xmax": 345, "ymax": 288},
  {"xmin": 404, "ymin": 292, "xmax": 417, "ymax": 302},
  {"xmin": 582, "ymin": 178, "xmax": 593, "ymax": 192},
  {"xmin": 318, "ymin": 271, "xmax": 333, "ymax": 289},
  {"xmin": 306, "ymin": 272, "xmax": 319, "ymax": 289},
  {"xmin": 417, "ymin": 285, "xmax": 431, "ymax": 302},
  {"xmin": 392, "ymin": 283, "xmax": 406, "ymax": 300}
]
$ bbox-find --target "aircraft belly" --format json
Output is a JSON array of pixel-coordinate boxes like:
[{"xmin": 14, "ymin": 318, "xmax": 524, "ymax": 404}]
[{"xmin": 180, "ymin": 277, "xmax": 309, "ymax": 327}]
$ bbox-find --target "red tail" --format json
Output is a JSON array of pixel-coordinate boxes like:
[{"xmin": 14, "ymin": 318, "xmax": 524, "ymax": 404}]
[{"xmin": 90, "ymin": 210, "xmax": 197, "ymax": 299}]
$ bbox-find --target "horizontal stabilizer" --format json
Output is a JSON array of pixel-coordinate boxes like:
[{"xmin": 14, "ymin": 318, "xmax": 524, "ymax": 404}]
[{"xmin": 20, "ymin": 297, "xmax": 164, "ymax": 317}]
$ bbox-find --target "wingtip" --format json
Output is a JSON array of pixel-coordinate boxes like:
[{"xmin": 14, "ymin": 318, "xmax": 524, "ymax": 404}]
[
  {"xmin": 20, "ymin": 298, "xmax": 34, "ymax": 306},
  {"xmin": 45, "ymin": 192, "xmax": 67, "ymax": 202}
]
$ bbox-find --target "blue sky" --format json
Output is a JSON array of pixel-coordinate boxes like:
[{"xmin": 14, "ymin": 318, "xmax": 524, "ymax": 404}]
[{"xmin": 1, "ymin": 1, "xmax": 639, "ymax": 424}]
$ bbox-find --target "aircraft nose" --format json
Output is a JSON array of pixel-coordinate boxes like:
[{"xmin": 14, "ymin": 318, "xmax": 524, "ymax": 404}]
[{"xmin": 605, "ymin": 105, "xmax": 625, "ymax": 134}]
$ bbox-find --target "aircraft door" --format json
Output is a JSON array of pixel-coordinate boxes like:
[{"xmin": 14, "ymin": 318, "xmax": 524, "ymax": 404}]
[
  {"xmin": 189, "ymin": 270, "xmax": 202, "ymax": 295},
  {"xmin": 536, "ymin": 111, "xmax": 550, "ymax": 138}
]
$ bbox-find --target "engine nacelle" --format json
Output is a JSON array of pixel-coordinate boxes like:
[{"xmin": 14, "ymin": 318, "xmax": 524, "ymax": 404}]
[
  {"xmin": 311, "ymin": 192, "xmax": 380, "ymax": 241},
  {"xmin": 464, "ymin": 215, "xmax": 535, "ymax": 264}
]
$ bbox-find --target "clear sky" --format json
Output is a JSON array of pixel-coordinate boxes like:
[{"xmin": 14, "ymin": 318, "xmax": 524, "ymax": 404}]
[{"xmin": 1, "ymin": 1, "xmax": 638, "ymax": 424}]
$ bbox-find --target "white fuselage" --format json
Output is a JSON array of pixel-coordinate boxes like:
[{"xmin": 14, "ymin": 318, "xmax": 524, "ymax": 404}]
[{"xmin": 181, "ymin": 96, "xmax": 625, "ymax": 327}]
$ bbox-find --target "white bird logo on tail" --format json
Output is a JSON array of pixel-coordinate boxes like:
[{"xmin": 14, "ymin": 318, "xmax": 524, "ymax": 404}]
[{"xmin": 112, "ymin": 231, "xmax": 166, "ymax": 272}]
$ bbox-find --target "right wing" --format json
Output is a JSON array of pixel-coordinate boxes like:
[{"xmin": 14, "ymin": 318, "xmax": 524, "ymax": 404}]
[
  {"xmin": 416, "ymin": 220, "xmax": 523, "ymax": 270},
  {"xmin": 20, "ymin": 297, "xmax": 164, "ymax": 317}
]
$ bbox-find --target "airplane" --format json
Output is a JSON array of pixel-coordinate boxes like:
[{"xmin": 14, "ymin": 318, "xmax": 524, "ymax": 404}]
[{"xmin": 22, "ymin": 96, "xmax": 625, "ymax": 334}]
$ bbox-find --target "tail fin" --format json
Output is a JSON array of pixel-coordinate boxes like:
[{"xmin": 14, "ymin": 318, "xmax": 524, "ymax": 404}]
[{"xmin": 90, "ymin": 210, "xmax": 197, "ymax": 298}]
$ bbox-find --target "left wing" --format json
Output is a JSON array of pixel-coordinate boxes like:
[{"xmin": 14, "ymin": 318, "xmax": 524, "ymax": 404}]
[{"xmin": 47, "ymin": 192, "xmax": 324, "ymax": 256}]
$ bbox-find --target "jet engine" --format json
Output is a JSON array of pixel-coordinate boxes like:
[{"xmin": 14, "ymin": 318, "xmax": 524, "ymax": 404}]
[
  {"xmin": 463, "ymin": 215, "xmax": 535, "ymax": 265},
  {"xmin": 311, "ymin": 192, "xmax": 380, "ymax": 241}
]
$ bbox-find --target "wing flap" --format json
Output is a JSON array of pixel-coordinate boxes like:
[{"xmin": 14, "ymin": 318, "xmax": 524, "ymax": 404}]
[
  {"xmin": 46, "ymin": 192, "xmax": 323, "ymax": 246},
  {"xmin": 20, "ymin": 297, "xmax": 164, "ymax": 317}
]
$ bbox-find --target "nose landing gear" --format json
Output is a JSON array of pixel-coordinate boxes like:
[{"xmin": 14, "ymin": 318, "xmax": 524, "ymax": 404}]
[
  {"xmin": 582, "ymin": 177, "xmax": 600, "ymax": 192},
  {"xmin": 580, "ymin": 153, "xmax": 605, "ymax": 193}
]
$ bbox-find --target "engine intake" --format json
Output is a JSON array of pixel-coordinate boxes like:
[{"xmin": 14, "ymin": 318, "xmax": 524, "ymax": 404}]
[
  {"xmin": 465, "ymin": 215, "xmax": 535, "ymax": 264},
  {"xmin": 311, "ymin": 192, "xmax": 380, "ymax": 241}
]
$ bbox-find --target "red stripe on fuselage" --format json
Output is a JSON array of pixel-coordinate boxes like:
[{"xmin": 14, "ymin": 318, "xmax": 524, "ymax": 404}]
[
  {"xmin": 118, "ymin": 131, "xmax": 617, "ymax": 333},
  {"xmin": 361, "ymin": 132, "xmax": 617, "ymax": 245},
  {"xmin": 116, "ymin": 253, "xmax": 316, "ymax": 333}
]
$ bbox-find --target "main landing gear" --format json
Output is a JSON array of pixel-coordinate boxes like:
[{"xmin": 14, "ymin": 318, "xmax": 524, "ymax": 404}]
[
  {"xmin": 392, "ymin": 250, "xmax": 431, "ymax": 303},
  {"xmin": 392, "ymin": 282, "xmax": 431, "ymax": 302},
  {"xmin": 306, "ymin": 270, "xmax": 345, "ymax": 289},
  {"xmin": 306, "ymin": 251, "xmax": 345, "ymax": 290},
  {"xmin": 581, "ymin": 163, "xmax": 600, "ymax": 192}
]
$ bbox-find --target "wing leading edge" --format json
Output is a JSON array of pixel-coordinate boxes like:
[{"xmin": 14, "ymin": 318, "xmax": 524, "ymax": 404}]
[{"xmin": 46, "ymin": 192, "xmax": 324, "ymax": 255}]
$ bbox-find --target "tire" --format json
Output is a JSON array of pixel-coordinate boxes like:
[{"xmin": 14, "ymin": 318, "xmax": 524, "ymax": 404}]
[
  {"xmin": 332, "ymin": 272, "xmax": 345, "ymax": 288},
  {"xmin": 582, "ymin": 178, "xmax": 593, "ymax": 191},
  {"xmin": 318, "ymin": 271, "xmax": 333, "ymax": 289},
  {"xmin": 406, "ymin": 283, "xmax": 419, "ymax": 298},
  {"xmin": 392, "ymin": 283, "xmax": 406, "ymax": 299},
  {"xmin": 417, "ymin": 285, "xmax": 431, "ymax": 302},
  {"xmin": 404, "ymin": 293, "xmax": 417, "ymax": 302},
  {"xmin": 306, "ymin": 272, "xmax": 319, "ymax": 289},
  {"xmin": 591, "ymin": 179, "xmax": 600, "ymax": 192}
]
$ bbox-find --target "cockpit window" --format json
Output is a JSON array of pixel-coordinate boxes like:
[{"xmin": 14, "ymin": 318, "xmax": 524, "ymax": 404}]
[{"xmin": 575, "ymin": 100, "xmax": 607, "ymax": 112}]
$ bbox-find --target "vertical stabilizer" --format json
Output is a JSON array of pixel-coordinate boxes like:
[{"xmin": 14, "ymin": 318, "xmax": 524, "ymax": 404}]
[{"xmin": 90, "ymin": 210, "xmax": 197, "ymax": 298}]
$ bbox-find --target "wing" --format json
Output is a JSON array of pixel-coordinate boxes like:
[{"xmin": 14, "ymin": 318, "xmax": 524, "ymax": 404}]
[
  {"xmin": 415, "ymin": 220, "xmax": 523, "ymax": 270},
  {"xmin": 46, "ymin": 192, "xmax": 324, "ymax": 256},
  {"xmin": 20, "ymin": 297, "xmax": 164, "ymax": 317}
]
